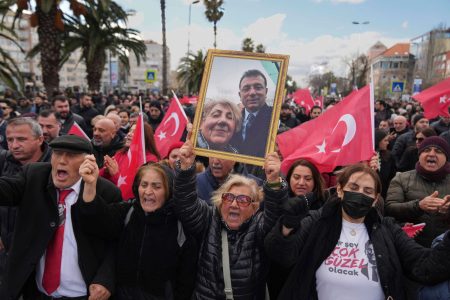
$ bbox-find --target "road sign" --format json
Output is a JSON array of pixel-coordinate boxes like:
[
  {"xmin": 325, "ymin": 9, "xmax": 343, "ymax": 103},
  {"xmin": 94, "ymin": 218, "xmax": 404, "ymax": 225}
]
[
  {"xmin": 145, "ymin": 69, "xmax": 157, "ymax": 83},
  {"xmin": 391, "ymin": 81, "xmax": 405, "ymax": 93}
]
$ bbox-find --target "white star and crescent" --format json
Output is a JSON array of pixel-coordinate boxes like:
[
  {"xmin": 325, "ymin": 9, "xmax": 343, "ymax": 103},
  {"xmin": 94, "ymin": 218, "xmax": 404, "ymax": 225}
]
[
  {"xmin": 315, "ymin": 114, "xmax": 357, "ymax": 154},
  {"xmin": 439, "ymin": 95, "xmax": 448, "ymax": 104}
]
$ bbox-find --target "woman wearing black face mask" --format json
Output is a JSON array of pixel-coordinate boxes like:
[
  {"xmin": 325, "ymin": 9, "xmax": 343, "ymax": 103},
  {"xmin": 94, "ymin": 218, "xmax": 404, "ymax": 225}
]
[{"xmin": 266, "ymin": 163, "xmax": 450, "ymax": 300}]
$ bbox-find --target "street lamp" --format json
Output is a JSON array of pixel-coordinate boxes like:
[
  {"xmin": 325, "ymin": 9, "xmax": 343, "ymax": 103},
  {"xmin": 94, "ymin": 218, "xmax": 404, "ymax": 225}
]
[
  {"xmin": 187, "ymin": 0, "xmax": 200, "ymax": 56},
  {"xmin": 352, "ymin": 21, "xmax": 370, "ymax": 89}
]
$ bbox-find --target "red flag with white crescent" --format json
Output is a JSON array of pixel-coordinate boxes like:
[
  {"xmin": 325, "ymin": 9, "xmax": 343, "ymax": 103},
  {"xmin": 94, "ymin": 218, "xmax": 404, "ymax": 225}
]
[
  {"xmin": 277, "ymin": 85, "xmax": 374, "ymax": 174},
  {"xmin": 292, "ymin": 88, "xmax": 315, "ymax": 115},
  {"xmin": 155, "ymin": 96, "xmax": 188, "ymax": 158},
  {"xmin": 117, "ymin": 113, "xmax": 146, "ymax": 201},
  {"xmin": 67, "ymin": 122, "xmax": 89, "ymax": 140},
  {"xmin": 413, "ymin": 77, "xmax": 450, "ymax": 119}
]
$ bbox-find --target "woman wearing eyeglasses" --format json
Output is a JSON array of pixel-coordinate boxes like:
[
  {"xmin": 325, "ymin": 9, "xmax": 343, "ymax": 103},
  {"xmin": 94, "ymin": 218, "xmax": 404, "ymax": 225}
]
[
  {"xmin": 174, "ymin": 133, "xmax": 287, "ymax": 299},
  {"xmin": 266, "ymin": 163, "xmax": 450, "ymax": 300}
]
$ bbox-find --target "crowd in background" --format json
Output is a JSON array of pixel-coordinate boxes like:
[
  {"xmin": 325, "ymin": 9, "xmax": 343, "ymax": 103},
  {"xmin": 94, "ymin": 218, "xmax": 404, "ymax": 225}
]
[{"xmin": 0, "ymin": 87, "xmax": 448, "ymax": 300}]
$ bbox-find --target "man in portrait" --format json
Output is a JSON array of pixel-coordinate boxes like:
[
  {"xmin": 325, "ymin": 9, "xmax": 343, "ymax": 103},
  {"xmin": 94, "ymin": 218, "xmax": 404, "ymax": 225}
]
[{"xmin": 231, "ymin": 69, "xmax": 273, "ymax": 157}]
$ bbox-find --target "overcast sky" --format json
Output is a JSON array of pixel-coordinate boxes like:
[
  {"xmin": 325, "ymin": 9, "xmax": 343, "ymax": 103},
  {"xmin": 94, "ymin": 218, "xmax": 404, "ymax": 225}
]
[{"xmin": 115, "ymin": 0, "xmax": 450, "ymax": 86}]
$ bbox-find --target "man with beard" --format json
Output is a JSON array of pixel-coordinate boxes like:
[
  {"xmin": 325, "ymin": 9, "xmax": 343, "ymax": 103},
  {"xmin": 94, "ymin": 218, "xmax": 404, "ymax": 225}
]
[
  {"xmin": 280, "ymin": 104, "xmax": 300, "ymax": 129},
  {"xmin": 52, "ymin": 96, "xmax": 89, "ymax": 137},
  {"xmin": 91, "ymin": 118, "xmax": 124, "ymax": 168},
  {"xmin": 71, "ymin": 93, "xmax": 100, "ymax": 135},
  {"xmin": 38, "ymin": 110, "xmax": 61, "ymax": 143},
  {"xmin": 231, "ymin": 69, "xmax": 273, "ymax": 158}
]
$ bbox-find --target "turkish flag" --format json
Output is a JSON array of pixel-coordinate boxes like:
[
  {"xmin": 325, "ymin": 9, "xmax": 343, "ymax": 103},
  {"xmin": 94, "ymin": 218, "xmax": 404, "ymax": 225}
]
[
  {"xmin": 413, "ymin": 77, "xmax": 450, "ymax": 118},
  {"xmin": 117, "ymin": 113, "xmax": 146, "ymax": 201},
  {"xmin": 314, "ymin": 96, "xmax": 324, "ymax": 108},
  {"xmin": 292, "ymin": 88, "xmax": 315, "ymax": 115},
  {"xmin": 67, "ymin": 122, "xmax": 89, "ymax": 140},
  {"xmin": 277, "ymin": 85, "xmax": 374, "ymax": 174},
  {"xmin": 155, "ymin": 96, "xmax": 188, "ymax": 158}
]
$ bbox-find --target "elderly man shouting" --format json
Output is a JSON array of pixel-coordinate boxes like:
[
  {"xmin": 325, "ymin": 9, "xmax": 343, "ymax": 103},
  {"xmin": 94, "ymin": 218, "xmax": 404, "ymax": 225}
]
[{"xmin": 0, "ymin": 135, "xmax": 121, "ymax": 299}]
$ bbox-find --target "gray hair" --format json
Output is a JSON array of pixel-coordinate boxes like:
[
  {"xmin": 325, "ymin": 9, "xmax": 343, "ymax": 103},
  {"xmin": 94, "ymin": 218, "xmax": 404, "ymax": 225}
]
[
  {"xmin": 7, "ymin": 117, "xmax": 43, "ymax": 137},
  {"xmin": 211, "ymin": 174, "xmax": 263, "ymax": 209},
  {"xmin": 202, "ymin": 99, "xmax": 243, "ymax": 132}
]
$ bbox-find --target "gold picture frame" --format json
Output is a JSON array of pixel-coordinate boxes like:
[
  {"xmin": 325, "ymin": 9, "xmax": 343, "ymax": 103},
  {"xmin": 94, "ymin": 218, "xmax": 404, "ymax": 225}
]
[{"xmin": 192, "ymin": 49, "xmax": 289, "ymax": 166}]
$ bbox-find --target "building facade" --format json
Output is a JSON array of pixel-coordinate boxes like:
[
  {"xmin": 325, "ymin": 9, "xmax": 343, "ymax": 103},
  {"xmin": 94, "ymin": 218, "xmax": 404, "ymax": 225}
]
[
  {"xmin": 370, "ymin": 43, "xmax": 415, "ymax": 100},
  {"xmin": 411, "ymin": 28, "xmax": 450, "ymax": 89}
]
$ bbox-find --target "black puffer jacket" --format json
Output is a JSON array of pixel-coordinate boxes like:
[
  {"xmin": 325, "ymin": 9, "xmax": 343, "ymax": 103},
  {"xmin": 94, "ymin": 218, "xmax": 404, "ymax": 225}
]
[
  {"xmin": 265, "ymin": 198, "xmax": 450, "ymax": 300},
  {"xmin": 173, "ymin": 166, "xmax": 286, "ymax": 300},
  {"xmin": 92, "ymin": 135, "xmax": 124, "ymax": 168}
]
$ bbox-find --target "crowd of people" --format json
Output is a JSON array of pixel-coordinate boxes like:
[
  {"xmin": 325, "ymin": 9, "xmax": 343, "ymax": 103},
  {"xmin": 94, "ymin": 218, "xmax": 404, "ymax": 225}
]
[{"xmin": 0, "ymin": 81, "xmax": 449, "ymax": 300}]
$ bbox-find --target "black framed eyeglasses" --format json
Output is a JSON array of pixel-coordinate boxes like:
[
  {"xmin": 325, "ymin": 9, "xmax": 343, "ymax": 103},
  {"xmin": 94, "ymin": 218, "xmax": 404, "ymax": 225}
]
[{"xmin": 221, "ymin": 193, "xmax": 253, "ymax": 207}]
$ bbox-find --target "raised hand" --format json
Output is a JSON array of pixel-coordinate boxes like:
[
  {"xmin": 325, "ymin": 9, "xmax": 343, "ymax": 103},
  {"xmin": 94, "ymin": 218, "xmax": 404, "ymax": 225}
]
[
  {"xmin": 79, "ymin": 155, "xmax": 99, "ymax": 185},
  {"xmin": 179, "ymin": 124, "xmax": 196, "ymax": 170},
  {"xmin": 264, "ymin": 152, "xmax": 281, "ymax": 183}
]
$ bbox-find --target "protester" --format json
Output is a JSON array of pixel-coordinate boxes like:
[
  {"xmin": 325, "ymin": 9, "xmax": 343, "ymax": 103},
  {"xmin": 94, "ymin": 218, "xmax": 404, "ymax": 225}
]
[
  {"xmin": 37, "ymin": 110, "xmax": 61, "ymax": 143},
  {"xmin": 0, "ymin": 99, "xmax": 20, "ymax": 120},
  {"xmin": 231, "ymin": 69, "xmax": 273, "ymax": 157},
  {"xmin": 80, "ymin": 162, "xmax": 198, "ymax": 299},
  {"xmin": 392, "ymin": 113, "xmax": 429, "ymax": 167},
  {"xmin": 174, "ymin": 135, "xmax": 287, "ymax": 299},
  {"xmin": 386, "ymin": 136, "xmax": 450, "ymax": 247},
  {"xmin": 431, "ymin": 116, "xmax": 450, "ymax": 135},
  {"xmin": 0, "ymin": 118, "xmax": 51, "ymax": 282},
  {"xmin": 378, "ymin": 120, "xmax": 390, "ymax": 132},
  {"xmin": 118, "ymin": 109, "xmax": 131, "ymax": 135},
  {"xmin": 374, "ymin": 100, "xmax": 392, "ymax": 127},
  {"xmin": 397, "ymin": 127, "xmax": 437, "ymax": 172},
  {"xmin": 52, "ymin": 95, "xmax": 89, "ymax": 137},
  {"xmin": 147, "ymin": 101, "xmax": 164, "ymax": 131},
  {"xmin": 268, "ymin": 158, "xmax": 327, "ymax": 299},
  {"xmin": 265, "ymin": 163, "xmax": 450, "ymax": 299},
  {"xmin": 163, "ymin": 141, "xmax": 183, "ymax": 170},
  {"xmin": 101, "ymin": 122, "xmax": 160, "ymax": 192},
  {"xmin": 0, "ymin": 109, "xmax": 6, "ymax": 149},
  {"xmin": 91, "ymin": 118, "xmax": 124, "ymax": 167},
  {"xmin": 0, "ymin": 135, "xmax": 121, "ymax": 299},
  {"xmin": 309, "ymin": 105, "xmax": 323, "ymax": 120},
  {"xmin": 71, "ymin": 93, "xmax": 100, "ymax": 134},
  {"xmin": 197, "ymin": 99, "xmax": 242, "ymax": 153},
  {"xmin": 374, "ymin": 129, "xmax": 396, "ymax": 199},
  {"xmin": 280, "ymin": 103, "xmax": 300, "ymax": 129}
]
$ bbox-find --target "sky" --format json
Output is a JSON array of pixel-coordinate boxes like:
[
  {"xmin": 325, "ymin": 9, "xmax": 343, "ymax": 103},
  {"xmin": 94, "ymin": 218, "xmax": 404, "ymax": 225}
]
[{"xmin": 115, "ymin": 0, "xmax": 450, "ymax": 86}]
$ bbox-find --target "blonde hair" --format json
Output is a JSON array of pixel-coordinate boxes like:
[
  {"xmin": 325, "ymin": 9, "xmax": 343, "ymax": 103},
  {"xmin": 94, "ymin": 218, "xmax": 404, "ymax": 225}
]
[
  {"xmin": 211, "ymin": 174, "xmax": 263, "ymax": 209},
  {"xmin": 202, "ymin": 99, "xmax": 243, "ymax": 132}
]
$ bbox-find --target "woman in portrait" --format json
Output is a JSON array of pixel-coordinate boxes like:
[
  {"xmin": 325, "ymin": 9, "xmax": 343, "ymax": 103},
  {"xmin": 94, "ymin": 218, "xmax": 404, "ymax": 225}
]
[{"xmin": 197, "ymin": 99, "xmax": 242, "ymax": 153}]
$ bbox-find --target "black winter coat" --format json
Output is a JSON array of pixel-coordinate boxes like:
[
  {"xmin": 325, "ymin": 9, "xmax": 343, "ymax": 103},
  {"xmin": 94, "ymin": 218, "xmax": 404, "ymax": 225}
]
[
  {"xmin": 0, "ymin": 162, "xmax": 122, "ymax": 299},
  {"xmin": 81, "ymin": 197, "xmax": 198, "ymax": 300},
  {"xmin": 92, "ymin": 135, "xmax": 124, "ymax": 168},
  {"xmin": 173, "ymin": 166, "xmax": 286, "ymax": 300},
  {"xmin": 265, "ymin": 198, "xmax": 450, "ymax": 300}
]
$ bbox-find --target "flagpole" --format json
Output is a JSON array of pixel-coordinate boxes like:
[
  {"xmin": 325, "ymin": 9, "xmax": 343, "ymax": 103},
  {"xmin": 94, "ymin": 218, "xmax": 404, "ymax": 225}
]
[
  {"xmin": 171, "ymin": 90, "xmax": 188, "ymax": 121},
  {"xmin": 139, "ymin": 95, "xmax": 143, "ymax": 113},
  {"xmin": 369, "ymin": 64, "xmax": 375, "ymax": 152}
]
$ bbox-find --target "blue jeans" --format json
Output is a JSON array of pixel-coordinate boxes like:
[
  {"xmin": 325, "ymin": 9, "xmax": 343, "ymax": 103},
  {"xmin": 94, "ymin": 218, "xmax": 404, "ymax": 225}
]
[{"xmin": 419, "ymin": 281, "xmax": 450, "ymax": 300}]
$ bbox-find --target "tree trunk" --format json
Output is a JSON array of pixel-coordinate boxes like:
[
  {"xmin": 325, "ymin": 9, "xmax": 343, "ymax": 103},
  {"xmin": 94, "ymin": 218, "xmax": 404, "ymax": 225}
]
[
  {"xmin": 213, "ymin": 21, "xmax": 217, "ymax": 48},
  {"xmin": 85, "ymin": 49, "xmax": 106, "ymax": 92},
  {"xmin": 36, "ymin": 4, "xmax": 61, "ymax": 97},
  {"xmin": 160, "ymin": 0, "xmax": 168, "ymax": 95}
]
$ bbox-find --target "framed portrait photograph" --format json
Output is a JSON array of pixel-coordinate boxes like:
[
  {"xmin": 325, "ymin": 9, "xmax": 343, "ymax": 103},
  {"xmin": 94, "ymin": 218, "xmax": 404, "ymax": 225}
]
[{"xmin": 192, "ymin": 49, "xmax": 289, "ymax": 166}]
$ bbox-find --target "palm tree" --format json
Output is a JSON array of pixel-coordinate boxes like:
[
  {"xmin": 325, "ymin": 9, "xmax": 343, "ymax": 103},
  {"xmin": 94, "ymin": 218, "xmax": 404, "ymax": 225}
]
[
  {"xmin": 0, "ymin": 22, "xmax": 24, "ymax": 92},
  {"xmin": 160, "ymin": 0, "xmax": 168, "ymax": 95},
  {"xmin": 203, "ymin": 0, "xmax": 224, "ymax": 48},
  {"xmin": 2, "ymin": 0, "xmax": 93, "ymax": 96},
  {"xmin": 242, "ymin": 37, "xmax": 254, "ymax": 52},
  {"xmin": 37, "ymin": 0, "xmax": 146, "ymax": 91},
  {"xmin": 177, "ymin": 50, "xmax": 205, "ymax": 95}
]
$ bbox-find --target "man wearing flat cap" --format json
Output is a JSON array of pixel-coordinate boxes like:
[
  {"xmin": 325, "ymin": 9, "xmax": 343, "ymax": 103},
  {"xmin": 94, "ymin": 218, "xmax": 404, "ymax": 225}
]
[
  {"xmin": 0, "ymin": 135, "xmax": 122, "ymax": 300},
  {"xmin": 386, "ymin": 136, "xmax": 450, "ymax": 247}
]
